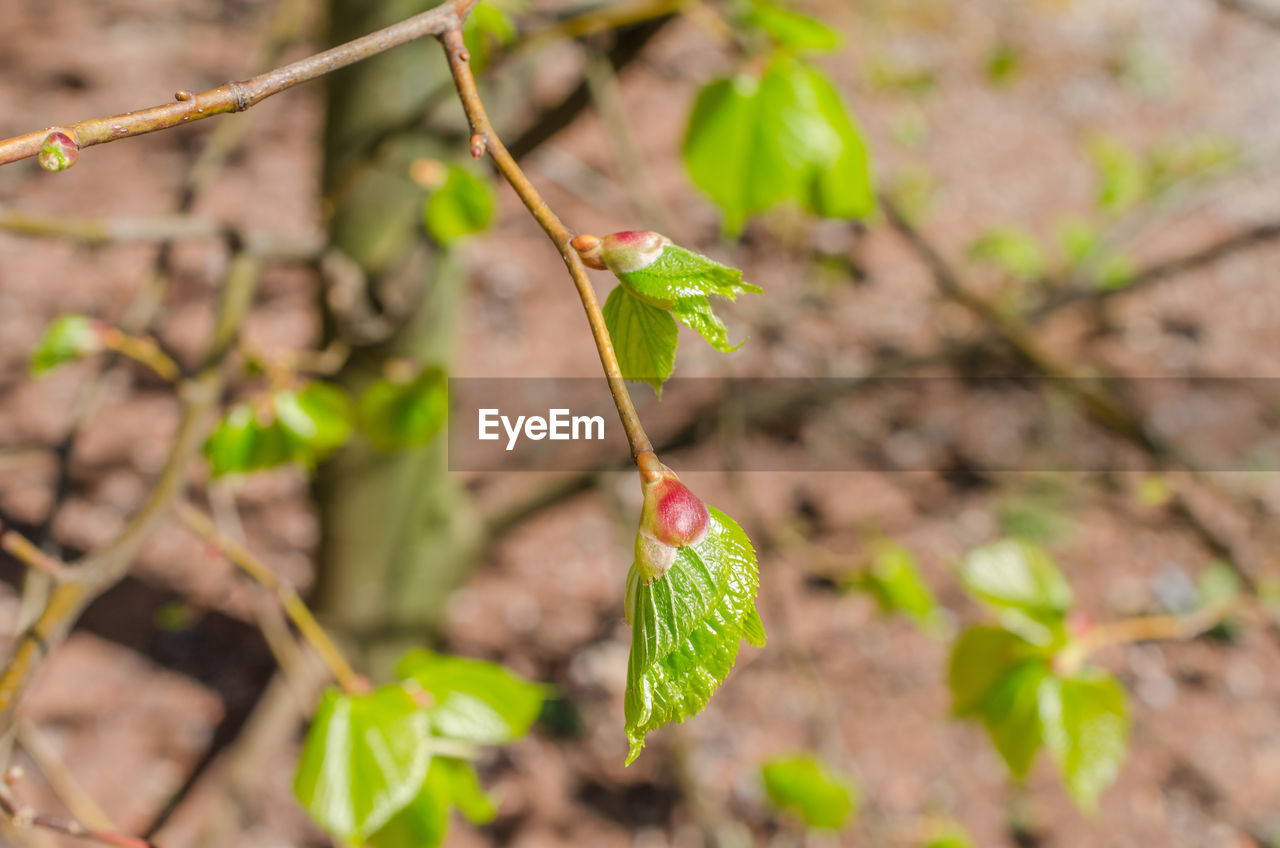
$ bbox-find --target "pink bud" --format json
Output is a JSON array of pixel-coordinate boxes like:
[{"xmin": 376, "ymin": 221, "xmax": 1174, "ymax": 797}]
[
  {"xmin": 598, "ymin": 230, "xmax": 670, "ymax": 274},
  {"xmin": 38, "ymin": 131, "xmax": 79, "ymax": 172},
  {"xmin": 571, "ymin": 234, "xmax": 606, "ymax": 269},
  {"xmin": 470, "ymin": 133, "xmax": 487, "ymax": 159},
  {"xmin": 634, "ymin": 460, "xmax": 710, "ymax": 581}
]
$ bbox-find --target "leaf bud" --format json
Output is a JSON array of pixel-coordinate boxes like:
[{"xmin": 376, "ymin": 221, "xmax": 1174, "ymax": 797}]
[{"xmin": 38, "ymin": 131, "xmax": 79, "ymax": 172}]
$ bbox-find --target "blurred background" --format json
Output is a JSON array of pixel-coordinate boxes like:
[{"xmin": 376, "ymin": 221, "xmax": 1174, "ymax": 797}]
[{"xmin": 4, "ymin": 0, "xmax": 1280, "ymax": 845}]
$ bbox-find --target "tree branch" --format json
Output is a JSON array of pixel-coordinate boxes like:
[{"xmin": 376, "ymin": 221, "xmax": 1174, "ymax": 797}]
[
  {"xmin": 437, "ymin": 25, "xmax": 654, "ymax": 463},
  {"xmin": 0, "ymin": 0, "xmax": 479, "ymax": 169}
]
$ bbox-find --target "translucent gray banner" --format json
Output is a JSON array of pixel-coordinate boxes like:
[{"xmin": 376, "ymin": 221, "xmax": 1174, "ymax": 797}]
[{"xmin": 446, "ymin": 377, "xmax": 1280, "ymax": 472}]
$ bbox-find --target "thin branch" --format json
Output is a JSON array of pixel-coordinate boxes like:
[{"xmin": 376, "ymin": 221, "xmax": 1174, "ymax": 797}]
[
  {"xmin": 438, "ymin": 25, "xmax": 654, "ymax": 463},
  {"xmin": 0, "ymin": 528, "xmax": 70, "ymax": 582},
  {"xmin": 0, "ymin": 0, "xmax": 479, "ymax": 169},
  {"xmin": 173, "ymin": 502, "xmax": 363, "ymax": 694},
  {"xmin": 0, "ymin": 783, "xmax": 157, "ymax": 848},
  {"xmin": 0, "ymin": 210, "xmax": 326, "ymax": 260}
]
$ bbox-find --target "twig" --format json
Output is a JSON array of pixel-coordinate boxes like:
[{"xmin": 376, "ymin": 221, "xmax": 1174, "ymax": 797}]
[
  {"xmin": 438, "ymin": 25, "xmax": 654, "ymax": 464},
  {"xmin": 15, "ymin": 720, "xmax": 116, "ymax": 832},
  {"xmin": 0, "ymin": 782, "xmax": 156, "ymax": 848},
  {"xmin": 0, "ymin": 254, "xmax": 263, "ymax": 736},
  {"xmin": 0, "ymin": 528, "xmax": 70, "ymax": 582},
  {"xmin": 0, "ymin": 0, "xmax": 479, "ymax": 168},
  {"xmin": 173, "ymin": 503, "xmax": 363, "ymax": 694}
]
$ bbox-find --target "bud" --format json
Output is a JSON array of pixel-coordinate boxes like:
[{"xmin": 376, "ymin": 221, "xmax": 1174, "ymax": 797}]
[
  {"xmin": 634, "ymin": 457, "xmax": 710, "ymax": 582},
  {"xmin": 38, "ymin": 131, "xmax": 78, "ymax": 172},
  {"xmin": 573, "ymin": 230, "xmax": 671, "ymax": 274}
]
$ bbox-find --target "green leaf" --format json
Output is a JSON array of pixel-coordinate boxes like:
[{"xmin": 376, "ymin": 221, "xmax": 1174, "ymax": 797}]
[
  {"xmin": 424, "ymin": 165, "xmax": 495, "ymax": 247},
  {"xmin": 849, "ymin": 542, "xmax": 941, "ymax": 633},
  {"xmin": 293, "ymin": 685, "xmax": 434, "ymax": 843},
  {"xmin": 968, "ymin": 227, "xmax": 1046, "ymax": 280},
  {"xmin": 276, "ymin": 381, "xmax": 355, "ymax": 460},
  {"xmin": 614, "ymin": 243, "xmax": 760, "ymax": 354},
  {"xmin": 396, "ymin": 649, "xmax": 547, "ymax": 746},
  {"xmin": 683, "ymin": 58, "xmax": 874, "ymax": 235},
  {"xmin": 462, "ymin": 0, "xmax": 520, "ymax": 72},
  {"xmin": 959, "ymin": 538, "xmax": 1073, "ymax": 643},
  {"xmin": 948, "ymin": 626, "xmax": 1041, "ymax": 716},
  {"xmin": 981, "ymin": 660, "xmax": 1050, "ymax": 777},
  {"xmin": 625, "ymin": 507, "xmax": 764, "ymax": 763},
  {"xmin": 603, "ymin": 286, "xmax": 677, "ymax": 395},
  {"xmin": 1087, "ymin": 134, "xmax": 1147, "ymax": 215},
  {"xmin": 204, "ymin": 383, "xmax": 354, "ymax": 476},
  {"xmin": 1038, "ymin": 671, "xmax": 1129, "ymax": 810},
  {"xmin": 357, "ymin": 366, "xmax": 448, "ymax": 452},
  {"xmin": 29, "ymin": 314, "xmax": 103, "ymax": 376},
  {"xmin": 921, "ymin": 820, "xmax": 978, "ymax": 848},
  {"xmin": 761, "ymin": 753, "xmax": 859, "ymax": 831},
  {"xmin": 368, "ymin": 757, "xmax": 495, "ymax": 848},
  {"xmin": 745, "ymin": 4, "xmax": 842, "ymax": 52}
]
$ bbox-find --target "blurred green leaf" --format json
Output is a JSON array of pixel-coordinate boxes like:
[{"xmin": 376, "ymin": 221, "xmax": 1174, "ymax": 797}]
[
  {"xmin": 463, "ymin": 0, "xmax": 520, "ymax": 72},
  {"xmin": 29, "ymin": 314, "xmax": 103, "ymax": 377},
  {"xmin": 357, "ymin": 366, "xmax": 448, "ymax": 452},
  {"xmin": 368, "ymin": 757, "xmax": 495, "ymax": 848},
  {"xmin": 948, "ymin": 625, "xmax": 1041, "ymax": 716},
  {"xmin": 684, "ymin": 57, "xmax": 874, "ymax": 235},
  {"xmin": 863, "ymin": 53, "xmax": 937, "ymax": 96},
  {"xmin": 921, "ymin": 819, "xmax": 978, "ymax": 848},
  {"xmin": 1038, "ymin": 671, "xmax": 1129, "ymax": 811},
  {"xmin": 293, "ymin": 685, "xmax": 433, "ymax": 843},
  {"xmin": 603, "ymin": 285, "xmax": 678, "ymax": 395},
  {"xmin": 424, "ymin": 165, "xmax": 495, "ymax": 247},
  {"xmin": 396, "ymin": 649, "xmax": 547, "ymax": 746},
  {"xmin": 1088, "ymin": 134, "xmax": 1147, "ymax": 215},
  {"xmin": 985, "ymin": 41, "xmax": 1022, "ymax": 84},
  {"xmin": 959, "ymin": 538, "xmax": 1073, "ymax": 643},
  {"xmin": 745, "ymin": 3, "xmax": 842, "ymax": 52},
  {"xmin": 205, "ymin": 382, "xmax": 354, "ymax": 476},
  {"xmin": 968, "ymin": 227, "xmax": 1046, "ymax": 281},
  {"xmin": 849, "ymin": 542, "xmax": 941, "ymax": 633},
  {"xmin": 981, "ymin": 660, "xmax": 1050, "ymax": 777},
  {"xmin": 761, "ymin": 753, "xmax": 859, "ymax": 831},
  {"xmin": 625, "ymin": 506, "xmax": 765, "ymax": 763}
]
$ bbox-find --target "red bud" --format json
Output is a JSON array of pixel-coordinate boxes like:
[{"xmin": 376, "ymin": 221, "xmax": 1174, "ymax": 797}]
[
  {"xmin": 634, "ymin": 459, "xmax": 709, "ymax": 581},
  {"xmin": 38, "ymin": 131, "xmax": 79, "ymax": 172},
  {"xmin": 598, "ymin": 230, "xmax": 669, "ymax": 274}
]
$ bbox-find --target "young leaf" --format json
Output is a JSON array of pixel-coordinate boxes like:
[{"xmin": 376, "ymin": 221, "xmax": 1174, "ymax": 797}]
[
  {"xmin": 980, "ymin": 660, "xmax": 1051, "ymax": 777},
  {"xmin": 744, "ymin": 4, "xmax": 842, "ymax": 52},
  {"xmin": 625, "ymin": 506, "xmax": 765, "ymax": 763},
  {"xmin": 293, "ymin": 686, "xmax": 434, "ymax": 843},
  {"xmin": 968, "ymin": 227, "xmax": 1046, "ymax": 281},
  {"xmin": 948, "ymin": 626, "xmax": 1041, "ymax": 716},
  {"xmin": 848, "ymin": 542, "xmax": 942, "ymax": 633},
  {"xmin": 602, "ymin": 285, "xmax": 678, "ymax": 395},
  {"xmin": 357, "ymin": 366, "xmax": 449, "ymax": 452},
  {"xmin": 613, "ymin": 242, "xmax": 761, "ymax": 353},
  {"xmin": 684, "ymin": 58, "xmax": 874, "ymax": 235},
  {"xmin": 368, "ymin": 757, "xmax": 495, "ymax": 848},
  {"xmin": 396, "ymin": 649, "xmax": 547, "ymax": 745},
  {"xmin": 761, "ymin": 753, "xmax": 859, "ymax": 831},
  {"xmin": 204, "ymin": 382, "xmax": 355, "ymax": 476},
  {"xmin": 462, "ymin": 0, "xmax": 520, "ymax": 72},
  {"xmin": 423, "ymin": 165, "xmax": 495, "ymax": 247},
  {"xmin": 29, "ymin": 314, "xmax": 103, "ymax": 376},
  {"xmin": 1037, "ymin": 671, "xmax": 1129, "ymax": 810},
  {"xmin": 959, "ymin": 538, "xmax": 1073, "ymax": 644}
]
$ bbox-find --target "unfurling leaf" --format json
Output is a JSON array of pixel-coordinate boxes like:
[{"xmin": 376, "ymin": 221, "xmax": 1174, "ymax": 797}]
[
  {"xmin": 357, "ymin": 366, "xmax": 448, "ymax": 452},
  {"xmin": 684, "ymin": 57, "xmax": 875, "ymax": 234},
  {"xmin": 578, "ymin": 231, "xmax": 759, "ymax": 393},
  {"xmin": 204, "ymin": 381, "xmax": 354, "ymax": 476},
  {"xmin": 29, "ymin": 314, "xmax": 103, "ymax": 376},
  {"xmin": 423, "ymin": 165, "xmax": 495, "ymax": 246},
  {"xmin": 603, "ymin": 286, "xmax": 678, "ymax": 395},
  {"xmin": 761, "ymin": 753, "xmax": 859, "ymax": 831},
  {"xmin": 625, "ymin": 463, "xmax": 764, "ymax": 763},
  {"xmin": 293, "ymin": 686, "xmax": 434, "ymax": 843},
  {"xmin": 396, "ymin": 649, "xmax": 548, "ymax": 745}
]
